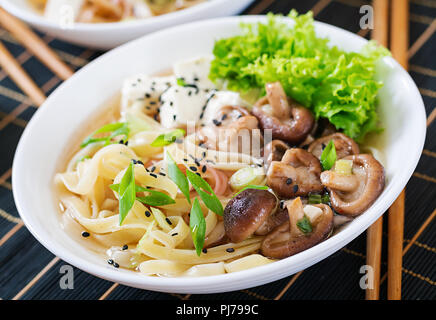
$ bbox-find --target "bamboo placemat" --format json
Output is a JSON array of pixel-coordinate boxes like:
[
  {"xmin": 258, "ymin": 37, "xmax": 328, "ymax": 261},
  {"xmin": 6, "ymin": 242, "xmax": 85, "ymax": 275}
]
[{"xmin": 0, "ymin": 0, "xmax": 434, "ymax": 300}]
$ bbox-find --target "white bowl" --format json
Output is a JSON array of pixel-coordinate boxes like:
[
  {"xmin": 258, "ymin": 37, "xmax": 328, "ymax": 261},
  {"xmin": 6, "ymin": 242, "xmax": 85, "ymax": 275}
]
[
  {"xmin": 0, "ymin": 0, "xmax": 254, "ymax": 49},
  {"xmin": 12, "ymin": 16, "xmax": 426, "ymax": 294}
]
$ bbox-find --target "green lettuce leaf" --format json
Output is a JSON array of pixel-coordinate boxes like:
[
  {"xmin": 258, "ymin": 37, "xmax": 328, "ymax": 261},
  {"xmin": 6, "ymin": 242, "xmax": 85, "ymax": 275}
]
[{"xmin": 209, "ymin": 10, "xmax": 390, "ymax": 141}]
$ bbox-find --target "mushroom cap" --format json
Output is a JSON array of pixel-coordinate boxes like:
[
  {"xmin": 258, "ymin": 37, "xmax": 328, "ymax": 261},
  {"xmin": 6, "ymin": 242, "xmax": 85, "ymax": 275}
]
[
  {"xmin": 321, "ymin": 154, "xmax": 385, "ymax": 216},
  {"xmin": 224, "ymin": 189, "xmax": 277, "ymax": 243},
  {"xmin": 308, "ymin": 133, "xmax": 360, "ymax": 159},
  {"xmin": 263, "ymin": 140, "xmax": 289, "ymax": 170},
  {"xmin": 261, "ymin": 203, "xmax": 333, "ymax": 259},
  {"xmin": 267, "ymin": 148, "xmax": 324, "ymax": 198},
  {"xmin": 252, "ymin": 82, "xmax": 314, "ymax": 144}
]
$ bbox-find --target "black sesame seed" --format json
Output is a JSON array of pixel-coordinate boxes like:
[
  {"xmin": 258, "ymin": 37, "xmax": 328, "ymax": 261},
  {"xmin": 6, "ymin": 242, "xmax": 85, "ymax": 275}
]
[
  {"xmin": 122, "ymin": 244, "xmax": 128, "ymax": 250},
  {"xmin": 196, "ymin": 172, "xmax": 201, "ymax": 177},
  {"xmin": 221, "ymin": 114, "xmax": 227, "ymax": 121},
  {"xmin": 81, "ymin": 231, "xmax": 90, "ymax": 238},
  {"xmin": 158, "ymin": 172, "xmax": 166, "ymax": 176},
  {"xmin": 183, "ymin": 158, "xmax": 188, "ymax": 162},
  {"xmin": 202, "ymin": 151, "xmax": 207, "ymax": 158},
  {"xmin": 171, "ymin": 233, "xmax": 178, "ymax": 237},
  {"xmin": 202, "ymin": 248, "xmax": 208, "ymax": 254},
  {"xmin": 213, "ymin": 119, "xmax": 222, "ymax": 126},
  {"xmin": 145, "ymin": 93, "xmax": 151, "ymax": 98},
  {"xmin": 286, "ymin": 178, "xmax": 293, "ymax": 185},
  {"xmin": 165, "ymin": 218, "xmax": 173, "ymax": 225},
  {"xmin": 202, "ymin": 165, "xmax": 207, "ymax": 173},
  {"xmin": 169, "ymin": 101, "xmax": 173, "ymax": 106},
  {"xmin": 145, "ymin": 210, "xmax": 151, "ymax": 217},
  {"xmin": 193, "ymin": 77, "xmax": 199, "ymax": 81},
  {"xmin": 189, "ymin": 166, "xmax": 197, "ymax": 172},
  {"xmin": 173, "ymin": 115, "xmax": 177, "ymax": 121},
  {"xmin": 293, "ymin": 185, "xmax": 299, "ymax": 193},
  {"xmin": 113, "ymin": 262, "xmax": 119, "ymax": 268},
  {"xmin": 150, "ymin": 166, "xmax": 156, "ymax": 172},
  {"xmin": 226, "ymin": 248, "xmax": 235, "ymax": 253},
  {"xmin": 321, "ymin": 143, "xmax": 326, "ymax": 150},
  {"xmin": 195, "ymin": 160, "xmax": 201, "ymax": 167},
  {"xmin": 107, "ymin": 259, "xmax": 114, "ymax": 265},
  {"xmin": 150, "ymin": 173, "xmax": 158, "ymax": 178}
]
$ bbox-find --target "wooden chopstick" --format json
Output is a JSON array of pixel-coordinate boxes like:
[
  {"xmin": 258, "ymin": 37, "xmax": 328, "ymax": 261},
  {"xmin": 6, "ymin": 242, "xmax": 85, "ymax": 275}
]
[
  {"xmin": 0, "ymin": 40, "xmax": 46, "ymax": 106},
  {"xmin": 387, "ymin": 0, "xmax": 409, "ymax": 301},
  {"xmin": 0, "ymin": 7, "xmax": 73, "ymax": 81},
  {"xmin": 365, "ymin": 0, "xmax": 389, "ymax": 301}
]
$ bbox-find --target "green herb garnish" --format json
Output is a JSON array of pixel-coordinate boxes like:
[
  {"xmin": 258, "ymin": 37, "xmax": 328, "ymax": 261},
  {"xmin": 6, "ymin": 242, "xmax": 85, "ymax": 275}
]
[
  {"xmin": 81, "ymin": 122, "xmax": 129, "ymax": 148},
  {"xmin": 190, "ymin": 198, "xmax": 206, "ymax": 256},
  {"xmin": 209, "ymin": 10, "xmax": 389, "ymax": 141},
  {"xmin": 320, "ymin": 140, "xmax": 337, "ymax": 171},
  {"xmin": 232, "ymin": 185, "xmax": 269, "ymax": 198},
  {"xmin": 176, "ymin": 78, "xmax": 187, "ymax": 86},
  {"xmin": 296, "ymin": 215, "xmax": 313, "ymax": 234},
  {"xmin": 166, "ymin": 152, "xmax": 191, "ymax": 204},
  {"xmin": 150, "ymin": 129, "xmax": 185, "ymax": 147},
  {"xmin": 186, "ymin": 170, "xmax": 223, "ymax": 216},
  {"xmin": 308, "ymin": 193, "xmax": 330, "ymax": 204},
  {"xmin": 117, "ymin": 161, "xmax": 136, "ymax": 225},
  {"xmin": 110, "ymin": 184, "xmax": 176, "ymax": 207}
]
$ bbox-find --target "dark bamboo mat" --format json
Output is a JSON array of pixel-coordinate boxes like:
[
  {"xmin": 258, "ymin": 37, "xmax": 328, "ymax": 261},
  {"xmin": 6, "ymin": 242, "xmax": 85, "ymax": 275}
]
[{"xmin": 0, "ymin": 0, "xmax": 435, "ymax": 300}]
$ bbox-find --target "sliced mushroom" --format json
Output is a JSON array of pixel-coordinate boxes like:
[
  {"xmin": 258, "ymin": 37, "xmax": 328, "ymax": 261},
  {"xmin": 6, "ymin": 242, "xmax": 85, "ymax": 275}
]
[
  {"xmin": 261, "ymin": 197, "xmax": 333, "ymax": 259},
  {"xmin": 308, "ymin": 133, "xmax": 360, "ymax": 159},
  {"xmin": 224, "ymin": 189, "xmax": 277, "ymax": 243},
  {"xmin": 320, "ymin": 154, "xmax": 385, "ymax": 216},
  {"xmin": 252, "ymin": 82, "xmax": 314, "ymax": 144},
  {"xmin": 198, "ymin": 105, "xmax": 262, "ymax": 155},
  {"xmin": 263, "ymin": 140, "xmax": 289, "ymax": 170},
  {"xmin": 255, "ymin": 207, "xmax": 289, "ymax": 236},
  {"xmin": 267, "ymin": 148, "xmax": 324, "ymax": 198}
]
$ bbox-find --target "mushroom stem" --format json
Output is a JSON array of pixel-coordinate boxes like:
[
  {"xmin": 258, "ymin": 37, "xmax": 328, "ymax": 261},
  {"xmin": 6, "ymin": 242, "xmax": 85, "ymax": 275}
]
[{"xmin": 266, "ymin": 82, "xmax": 291, "ymax": 119}]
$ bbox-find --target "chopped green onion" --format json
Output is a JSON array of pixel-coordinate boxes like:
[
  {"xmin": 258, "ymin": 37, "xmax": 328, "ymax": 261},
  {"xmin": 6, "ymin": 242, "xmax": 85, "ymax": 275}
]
[
  {"xmin": 229, "ymin": 166, "xmax": 265, "ymax": 191},
  {"xmin": 308, "ymin": 193, "xmax": 330, "ymax": 204},
  {"xmin": 320, "ymin": 140, "xmax": 337, "ymax": 171},
  {"xmin": 80, "ymin": 122, "xmax": 129, "ymax": 148},
  {"xmin": 334, "ymin": 159, "xmax": 353, "ymax": 175},
  {"xmin": 176, "ymin": 78, "xmax": 187, "ymax": 86},
  {"xmin": 296, "ymin": 215, "xmax": 313, "ymax": 234},
  {"xmin": 232, "ymin": 185, "xmax": 269, "ymax": 198},
  {"xmin": 126, "ymin": 113, "xmax": 150, "ymax": 136},
  {"xmin": 110, "ymin": 184, "xmax": 176, "ymax": 207},
  {"xmin": 117, "ymin": 161, "xmax": 136, "ymax": 225},
  {"xmin": 190, "ymin": 198, "xmax": 206, "ymax": 256},
  {"xmin": 186, "ymin": 170, "xmax": 223, "ymax": 216},
  {"xmin": 150, "ymin": 129, "xmax": 185, "ymax": 147},
  {"xmin": 166, "ymin": 152, "xmax": 191, "ymax": 204}
]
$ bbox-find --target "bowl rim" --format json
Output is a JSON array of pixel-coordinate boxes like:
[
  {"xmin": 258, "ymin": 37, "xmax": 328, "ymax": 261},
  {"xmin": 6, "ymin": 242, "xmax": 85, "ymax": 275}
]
[
  {"xmin": 1, "ymin": 0, "xmax": 249, "ymax": 32},
  {"xmin": 12, "ymin": 15, "xmax": 427, "ymax": 293}
]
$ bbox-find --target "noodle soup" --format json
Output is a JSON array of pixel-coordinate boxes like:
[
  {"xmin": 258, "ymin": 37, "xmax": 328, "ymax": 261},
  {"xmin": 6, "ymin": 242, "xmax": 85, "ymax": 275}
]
[{"xmin": 54, "ymin": 12, "xmax": 388, "ymax": 277}]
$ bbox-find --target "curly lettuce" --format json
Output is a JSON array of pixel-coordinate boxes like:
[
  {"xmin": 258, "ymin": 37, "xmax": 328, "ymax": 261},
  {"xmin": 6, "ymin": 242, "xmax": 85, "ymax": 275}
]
[{"xmin": 209, "ymin": 10, "xmax": 390, "ymax": 141}]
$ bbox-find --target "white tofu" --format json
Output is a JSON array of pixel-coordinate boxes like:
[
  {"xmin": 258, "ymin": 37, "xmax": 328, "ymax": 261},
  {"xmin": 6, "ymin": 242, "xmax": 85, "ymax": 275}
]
[
  {"xmin": 132, "ymin": 0, "xmax": 153, "ymax": 19},
  {"xmin": 44, "ymin": 0, "xmax": 84, "ymax": 25},
  {"xmin": 173, "ymin": 55, "xmax": 216, "ymax": 90},
  {"xmin": 201, "ymin": 91, "xmax": 250, "ymax": 125},
  {"xmin": 303, "ymin": 205, "xmax": 324, "ymax": 223},
  {"xmin": 121, "ymin": 74, "xmax": 176, "ymax": 110},
  {"xmin": 159, "ymin": 85, "xmax": 208, "ymax": 128}
]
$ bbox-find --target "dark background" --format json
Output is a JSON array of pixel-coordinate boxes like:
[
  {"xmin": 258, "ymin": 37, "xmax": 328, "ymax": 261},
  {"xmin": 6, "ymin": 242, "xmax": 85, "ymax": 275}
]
[{"xmin": 0, "ymin": 0, "xmax": 435, "ymax": 300}]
